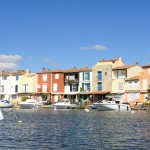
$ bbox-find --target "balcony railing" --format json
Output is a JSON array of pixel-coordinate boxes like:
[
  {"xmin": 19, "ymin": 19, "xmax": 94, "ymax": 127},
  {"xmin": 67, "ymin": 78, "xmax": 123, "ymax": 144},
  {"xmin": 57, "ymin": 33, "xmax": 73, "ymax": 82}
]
[{"xmin": 65, "ymin": 79, "xmax": 79, "ymax": 83}]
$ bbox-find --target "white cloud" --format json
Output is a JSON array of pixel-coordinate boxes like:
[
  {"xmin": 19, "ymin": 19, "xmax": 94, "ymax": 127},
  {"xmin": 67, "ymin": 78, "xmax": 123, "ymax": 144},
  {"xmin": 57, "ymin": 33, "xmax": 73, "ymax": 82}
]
[
  {"xmin": 80, "ymin": 44, "xmax": 107, "ymax": 51},
  {"xmin": 0, "ymin": 55, "xmax": 23, "ymax": 63},
  {"xmin": 0, "ymin": 54, "xmax": 23, "ymax": 71}
]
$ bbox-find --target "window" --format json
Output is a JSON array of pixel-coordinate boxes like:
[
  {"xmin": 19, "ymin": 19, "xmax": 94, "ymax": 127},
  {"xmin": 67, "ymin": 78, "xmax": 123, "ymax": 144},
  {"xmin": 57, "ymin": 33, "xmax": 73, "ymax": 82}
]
[
  {"xmin": 82, "ymin": 83, "xmax": 90, "ymax": 91},
  {"xmin": 15, "ymin": 85, "xmax": 18, "ymax": 92},
  {"xmin": 118, "ymin": 82, "xmax": 123, "ymax": 90},
  {"xmin": 42, "ymin": 84, "xmax": 47, "ymax": 92},
  {"xmin": 43, "ymin": 74, "xmax": 47, "ymax": 81},
  {"xmin": 16, "ymin": 76, "xmax": 19, "ymax": 80},
  {"xmin": 118, "ymin": 70, "xmax": 126, "ymax": 78},
  {"xmin": 148, "ymin": 68, "xmax": 150, "ymax": 74},
  {"xmin": 55, "ymin": 74, "xmax": 59, "ymax": 79},
  {"xmin": 143, "ymin": 79, "xmax": 148, "ymax": 89},
  {"xmin": 129, "ymin": 93, "xmax": 137, "ymax": 101},
  {"xmin": 22, "ymin": 84, "xmax": 28, "ymax": 93},
  {"xmin": 133, "ymin": 81, "xmax": 138, "ymax": 86},
  {"xmin": 2, "ymin": 76, "xmax": 7, "ymax": 80},
  {"xmin": 98, "ymin": 82, "xmax": 102, "ymax": 91},
  {"xmin": 70, "ymin": 84, "xmax": 78, "ymax": 92},
  {"xmin": 128, "ymin": 81, "xmax": 132, "ymax": 87},
  {"xmin": 98, "ymin": 71, "xmax": 102, "ymax": 80},
  {"xmin": 83, "ymin": 72, "xmax": 90, "ymax": 80},
  {"xmin": 53, "ymin": 83, "xmax": 57, "ymax": 92},
  {"xmin": 1, "ymin": 85, "xmax": 4, "ymax": 93}
]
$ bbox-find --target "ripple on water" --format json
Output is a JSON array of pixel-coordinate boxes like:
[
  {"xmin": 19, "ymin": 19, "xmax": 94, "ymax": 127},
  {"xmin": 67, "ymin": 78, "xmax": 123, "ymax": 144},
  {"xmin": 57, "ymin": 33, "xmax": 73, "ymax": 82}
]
[{"xmin": 0, "ymin": 109, "xmax": 149, "ymax": 149}]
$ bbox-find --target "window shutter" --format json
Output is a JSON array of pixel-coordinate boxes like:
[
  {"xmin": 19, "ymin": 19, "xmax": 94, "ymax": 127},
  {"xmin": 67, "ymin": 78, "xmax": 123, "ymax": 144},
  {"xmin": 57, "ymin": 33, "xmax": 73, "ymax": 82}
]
[
  {"xmin": 88, "ymin": 72, "xmax": 90, "ymax": 80},
  {"xmin": 70, "ymin": 84, "xmax": 72, "ymax": 91},
  {"xmin": 83, "ymin": 72, "xmax": 84, "ymax": 80}
]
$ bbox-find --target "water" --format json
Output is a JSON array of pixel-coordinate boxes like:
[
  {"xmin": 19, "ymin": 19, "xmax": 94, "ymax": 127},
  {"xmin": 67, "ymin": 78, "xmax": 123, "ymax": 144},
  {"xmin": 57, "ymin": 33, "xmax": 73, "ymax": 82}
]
[{"xmin": 0, "ymin": 108, "xmax": 149, "ymax": 150}]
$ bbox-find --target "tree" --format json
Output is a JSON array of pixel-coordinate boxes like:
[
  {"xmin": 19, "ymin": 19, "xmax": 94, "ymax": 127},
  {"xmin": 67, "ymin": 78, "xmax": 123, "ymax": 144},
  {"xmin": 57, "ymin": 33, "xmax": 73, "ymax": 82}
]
[{"xmin": 146, "ymin": 85, "xmax": 150, "ymax": 100}]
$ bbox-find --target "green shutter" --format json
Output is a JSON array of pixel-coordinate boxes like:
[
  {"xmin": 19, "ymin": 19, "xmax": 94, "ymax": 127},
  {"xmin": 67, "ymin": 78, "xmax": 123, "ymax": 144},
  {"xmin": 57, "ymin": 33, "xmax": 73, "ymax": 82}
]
[
  {"xmin": 82, "ymin": 83, "xmax": 84, "ymax": 90},
  {"xmin": 83, "ymin": 72, "xmax": 84, "ymax": 80},
  {"xmin": 88, "ymin": 72, "xmax": 90, "ymax": 80},
  {"xmin": 88, "ymin": 83, "xmax": 90, "ymax": 91},
  {"xmin": 70, "ymin": 84, "xmax": 72, "ymax": 91}
]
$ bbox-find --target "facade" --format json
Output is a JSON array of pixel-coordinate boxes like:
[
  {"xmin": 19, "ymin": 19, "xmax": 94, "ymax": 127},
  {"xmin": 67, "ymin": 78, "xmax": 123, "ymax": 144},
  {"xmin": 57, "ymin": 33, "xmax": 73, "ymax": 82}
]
[
  {"xmin": 1, "ymin": 57, "xmax": 150, "ymax": 105},
  {"xmin": 18, "ymin": 70, "xmax": 36, "ymax": 100},
  {"xmin": 0, "ymin": 70, "xmax": 25, "ymax": 101},
  {"xmin": 36, "ymin": 68, "xmax": 65, "ymax": 103},
  {"xmin": 140, "ymin": 64, "xmax": 150, "ymax": 102},
  {"xmin": 92, "ymin": 57, "xmax": 125, "ymax": 101},
  {"xmin": 112, "ymin": 64, "xmax": 142, "ymax": 103}
]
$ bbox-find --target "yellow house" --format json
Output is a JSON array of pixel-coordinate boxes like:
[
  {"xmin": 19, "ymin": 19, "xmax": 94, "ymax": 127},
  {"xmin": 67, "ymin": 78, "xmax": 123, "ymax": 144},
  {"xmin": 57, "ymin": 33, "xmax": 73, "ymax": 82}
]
[
  {"xmin": 18, "ymin": 70, "xmax": 37, "ymax": 100},
  {"xmin": 112, "ymin": 64, "xmax": 142, "ymax": 103}
]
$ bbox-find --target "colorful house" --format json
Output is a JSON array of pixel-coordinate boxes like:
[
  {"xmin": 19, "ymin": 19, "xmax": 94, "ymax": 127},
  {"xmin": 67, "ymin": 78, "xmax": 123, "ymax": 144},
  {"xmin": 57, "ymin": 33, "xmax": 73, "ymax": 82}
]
[
  {"xmin": 112, "ymin": 64, "xmax": 142, "ymax": 103},
  {"xmin": 140, "ymin": 64, "xmax": 150, "ymax": 102},
  {"xmin": 0, "ymin": 70, "xmax": 26, "ymax": 101},
  {"xmin": 92, "ymin": 57, "xmax": 125, "ymax": 102},
  {"xmin": 18, "ymin": 70, "xmax": 36, "ymax": 100}
]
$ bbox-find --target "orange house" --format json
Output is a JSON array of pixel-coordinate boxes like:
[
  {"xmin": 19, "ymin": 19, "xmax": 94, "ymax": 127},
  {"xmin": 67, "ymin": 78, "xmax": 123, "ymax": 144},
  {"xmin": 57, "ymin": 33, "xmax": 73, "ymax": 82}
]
[
  {"xmin": 140, "ymin": 64, "xmax": 150, "ymax": 102},
  {"xmin": 36, "ymin": 68, "xmax": 65, "ymax": 103}
]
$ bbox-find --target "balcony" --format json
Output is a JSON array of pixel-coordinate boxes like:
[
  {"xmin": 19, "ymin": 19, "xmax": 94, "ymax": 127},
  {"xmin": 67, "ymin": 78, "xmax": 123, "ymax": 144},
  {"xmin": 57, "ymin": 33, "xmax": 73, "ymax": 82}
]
[{"xmin": 65, "ymin": 79, "xmax": 79, "ymax": 83}]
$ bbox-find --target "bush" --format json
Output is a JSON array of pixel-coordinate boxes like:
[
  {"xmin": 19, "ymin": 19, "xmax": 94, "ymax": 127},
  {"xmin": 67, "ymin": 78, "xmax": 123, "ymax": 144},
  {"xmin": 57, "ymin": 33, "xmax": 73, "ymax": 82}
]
[{"xmin": 21, "ymin": 96, "xmax": 30, "ymax": 101}]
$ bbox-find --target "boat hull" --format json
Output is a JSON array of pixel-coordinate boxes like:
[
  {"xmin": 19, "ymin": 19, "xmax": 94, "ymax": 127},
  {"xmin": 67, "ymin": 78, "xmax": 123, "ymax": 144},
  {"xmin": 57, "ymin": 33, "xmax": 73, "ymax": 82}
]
[
  {"xmin": 0, "ymin": 103, "xmax": 14, "ymax": 108},
  {"xmin": 96, "ymin": 103, "xmax": 131, "ymax": 111},
  {"xmin": 53, "ymin": 104, "xmax": 76, "ymax": 109}
]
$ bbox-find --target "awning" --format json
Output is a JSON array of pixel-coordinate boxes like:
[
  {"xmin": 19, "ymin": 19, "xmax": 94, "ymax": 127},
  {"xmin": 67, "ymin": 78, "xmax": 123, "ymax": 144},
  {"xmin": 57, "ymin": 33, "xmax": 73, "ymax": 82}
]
[{"xmin": 87, "ymin": 91, "xmax": 109, "ymax": 95}]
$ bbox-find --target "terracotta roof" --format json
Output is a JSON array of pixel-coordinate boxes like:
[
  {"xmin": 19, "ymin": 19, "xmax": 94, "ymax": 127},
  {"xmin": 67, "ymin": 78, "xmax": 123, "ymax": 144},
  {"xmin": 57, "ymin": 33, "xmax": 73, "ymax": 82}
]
[
  {"xmin": 142, "ymin": 63, "xmax": 150, "ymax": 68},
  {"xmin": 37, "ymin": 67, "xmax": 92, "ymax": 74},
  {"xmin": 112, "ymin": 64, "xmax": 137, "ymax": 70},
  {"xmin": 99, "ymin": 57, "xmax": 120, "ymax": 63},
  {"xmin": 125, "ymin": 76, "xmax": 139, "ymax": 81},
  {"xmin": 0, "ymin": 70, "xmax": 26, "ymax": 76}
]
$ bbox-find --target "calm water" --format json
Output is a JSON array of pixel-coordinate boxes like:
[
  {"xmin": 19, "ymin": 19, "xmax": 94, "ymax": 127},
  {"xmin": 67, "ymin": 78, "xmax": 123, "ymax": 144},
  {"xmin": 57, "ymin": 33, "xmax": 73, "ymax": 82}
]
[{"xmin": 0, "ymin": 108, "xmax": 149, "ymax": 150}]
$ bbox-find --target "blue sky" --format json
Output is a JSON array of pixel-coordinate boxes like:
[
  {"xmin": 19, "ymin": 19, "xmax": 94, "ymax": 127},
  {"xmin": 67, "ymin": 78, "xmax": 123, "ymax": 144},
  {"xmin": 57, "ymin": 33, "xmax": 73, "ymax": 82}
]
[{"xmin": 0, "ymin": 0, "xmax": 150, "ymax": 72}]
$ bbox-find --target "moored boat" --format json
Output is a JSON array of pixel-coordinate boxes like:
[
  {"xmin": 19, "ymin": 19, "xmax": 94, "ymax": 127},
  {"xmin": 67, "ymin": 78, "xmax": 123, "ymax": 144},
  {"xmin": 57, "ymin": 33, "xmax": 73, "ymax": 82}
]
[
  {"xmin": 52, "ymin": 99, "xmax": 76, "ymax": 109},
  {"xmin": 19, "ymin": 99, "xmax": 43, "ymax": 109}
]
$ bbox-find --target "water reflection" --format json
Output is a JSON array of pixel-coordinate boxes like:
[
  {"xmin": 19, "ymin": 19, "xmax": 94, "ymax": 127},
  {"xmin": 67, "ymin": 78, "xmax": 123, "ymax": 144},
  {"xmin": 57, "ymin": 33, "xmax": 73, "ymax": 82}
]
[{"xmin": 0, "ymin": 109, "xmax": 149, "ymax": 149}]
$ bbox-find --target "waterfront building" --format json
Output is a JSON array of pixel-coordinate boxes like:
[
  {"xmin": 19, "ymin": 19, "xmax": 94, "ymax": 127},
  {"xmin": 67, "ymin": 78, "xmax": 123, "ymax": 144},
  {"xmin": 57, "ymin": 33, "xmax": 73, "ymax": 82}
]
[
  {"xmin": 92, "ymin": 57, "xmax": 125, "ymax": 102},
  {"xmin": 36, "ymin": 68, "xmax": 64, "ymax": 103},
  {"xmin": 17, "ymin": 69, "xmax": 36, "ymax": 100},
  {"xmin": 0, "ymin": 70, "xmax": 25, "ymax": 101},
  {"xmin": 112, "ymin": 64, "xmax": 142, "ymax": 103},
  {"xmin": 139, "ymin": 63, "xmax": 150, "ymax": 102}
]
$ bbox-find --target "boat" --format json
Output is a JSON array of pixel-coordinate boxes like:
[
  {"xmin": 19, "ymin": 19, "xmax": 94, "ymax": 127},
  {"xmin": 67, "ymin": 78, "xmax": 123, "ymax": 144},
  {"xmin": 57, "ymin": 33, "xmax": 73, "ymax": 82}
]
[
  {"xmin": 0, "ymin": 100, "xmax": 14, "ymax": 120},
  {"xmin": 0, "ymin": 100, "xmax": 14, "ymax": 108},
  {"xmin": 19, "ymin": 98, "xmax": 43, "ymax": 109},
  {"xmin": 52, "ymin": 99, "xmax": 76, "ymax": 109},
  {"xmin": 89, "ymin": 100, "xmax": 103, "ymax": 109},
  {"xmin": 95, "ymin": 96, "xmax": 131, "ymax": 111}
]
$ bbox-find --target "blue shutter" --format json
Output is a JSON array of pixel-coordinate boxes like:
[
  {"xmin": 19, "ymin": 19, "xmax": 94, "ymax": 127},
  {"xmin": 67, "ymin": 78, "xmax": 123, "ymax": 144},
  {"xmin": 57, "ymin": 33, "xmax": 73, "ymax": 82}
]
[{"xmin": 98, "ymin": 83, "xmax": 102, "ymax": 91}]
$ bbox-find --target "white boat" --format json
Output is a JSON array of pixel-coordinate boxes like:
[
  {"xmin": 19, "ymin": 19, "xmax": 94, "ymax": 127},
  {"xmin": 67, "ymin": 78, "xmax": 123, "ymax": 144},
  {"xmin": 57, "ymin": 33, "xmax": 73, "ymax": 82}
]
[
  {"xmin": 0, "ymin": 100, "xmax": 14, "ymax": 120},
  {"xmin": 89, "ymin": 100, "xmax": 103, "ymax": 109},
  {"xmin": 96, "ymin": 100, "xmax": 131, "ymax": 111},
  {"xmin": 19, "ymin": 98, "xmax": 43, "ymax": 109},
  {"xmin": 95, "ymin": 95, "xmax": 131, "ymax": 111},
  {"xmin": 52, "ymin": 99, "xmax": 76, "ymax": 109},
  {"xmin": 0, "ymin": 100, "xmax": 14, "ymax": 108}
]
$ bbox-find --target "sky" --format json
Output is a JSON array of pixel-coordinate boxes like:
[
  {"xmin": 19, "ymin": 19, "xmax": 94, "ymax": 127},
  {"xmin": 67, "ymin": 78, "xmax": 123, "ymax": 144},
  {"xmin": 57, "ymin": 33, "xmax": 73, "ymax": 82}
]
[{"xmin": 0, "ymin": 0, "xmax": 150, "ymax": 72}]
